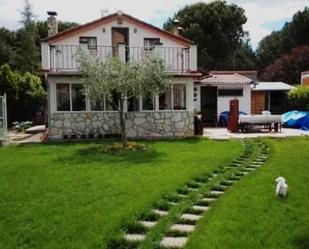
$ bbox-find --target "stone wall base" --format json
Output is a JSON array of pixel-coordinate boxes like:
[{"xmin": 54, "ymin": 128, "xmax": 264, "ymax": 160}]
[{"xmin": 49, "ymin": 111, "xmax": 194, "ymax": 139}]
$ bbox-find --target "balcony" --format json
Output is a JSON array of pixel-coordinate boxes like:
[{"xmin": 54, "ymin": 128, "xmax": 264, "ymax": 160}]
[{"xmin": 41, "ymin": 43, "xmax": 197, "ymax": 73}]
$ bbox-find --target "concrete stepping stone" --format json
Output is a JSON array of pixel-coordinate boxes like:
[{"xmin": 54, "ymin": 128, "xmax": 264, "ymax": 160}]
[
  {"xmin": 152, "ymin": 209, "xmax": 168, "ymax": 216},
  {"xmin": 202, "ymin": 197, "xmax": 216, "ymax": 203},
  {"xmin": 177, "ymin": 194, "xmax": 187, "ymax": 198},
  {"xmin": 124, "ymin": 234, "xmax": 146, "ymax": 242},
  {"xmin": 243, "ymin": 168, "xmax": 255, "ymax": 171},
  {"xmin": 168, "ymin": 202, "xmax": 177, "ymax": 206},
  {"xmin": 192, "ymin": 205, "xmax": 210, "ymax": 211},
  {"xmin": 140, "ymin": 221, "xmax": 157, "ymax": 228},
  {"xmin": 170, "ymin": 224, "xmax": 195, "ymax": 233},
  {"xmin": 210, "ymin": 190, "xmax": 224, "ymax": 195},
  {"xmin": 188, "ymin": 187, "xmax": 198, "ymax": 192},
  {"xmin": 161, "ymin": 237, "xmax": 187, "ymax": 248},
  {"xmin": 181, "ymin": 213, "xmax": 201, "ymax": 221}
]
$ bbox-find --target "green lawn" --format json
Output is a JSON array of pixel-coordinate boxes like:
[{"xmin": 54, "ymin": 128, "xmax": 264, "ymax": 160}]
[
  {"xmin": 185, "ymin": 137, "xmax": 309, "ymax": 249},
  {"xmin": 0, "ymin": 139, "xmax": 241, "ymax": 249}
]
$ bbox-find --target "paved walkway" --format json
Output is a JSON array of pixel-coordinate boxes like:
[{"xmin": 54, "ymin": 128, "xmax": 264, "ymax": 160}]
[{"xmin": 203, "ymin": 128, "xmax": 309, "ymax": 140}]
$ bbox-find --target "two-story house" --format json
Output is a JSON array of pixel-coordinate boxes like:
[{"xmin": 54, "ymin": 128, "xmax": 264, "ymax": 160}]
[{"xmin": 41, "ymin": 11, "xmax": 201, "ymax": 139}]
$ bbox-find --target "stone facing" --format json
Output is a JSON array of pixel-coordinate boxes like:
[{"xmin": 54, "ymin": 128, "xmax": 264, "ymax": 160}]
[{"xmin": 49, "ymin": 111, "xmax": 194, "ymax": 139}]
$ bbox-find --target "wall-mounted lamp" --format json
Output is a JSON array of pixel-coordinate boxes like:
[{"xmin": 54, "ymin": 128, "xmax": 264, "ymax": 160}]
[
  {"xmin": 102, "ymin": 27, "xmax": 106, "ymax": 33},
  {"xmin": 117, "ymin": 17, "xmax": 123, "ymax": 24},
  {"xmin": 134, "ymin": 28, "xmax": 138, "ymax": 33}
]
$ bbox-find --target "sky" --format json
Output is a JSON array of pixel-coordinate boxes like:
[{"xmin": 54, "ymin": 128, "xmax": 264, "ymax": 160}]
[{"xmin": 0, "ymin": 0, "xmax": 308, "ymax": 49}]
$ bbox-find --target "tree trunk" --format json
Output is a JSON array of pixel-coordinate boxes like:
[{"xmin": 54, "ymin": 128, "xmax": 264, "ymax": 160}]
[{"xmin": 119, "ymin": 99, "xmax": 128, "ymax": 147}]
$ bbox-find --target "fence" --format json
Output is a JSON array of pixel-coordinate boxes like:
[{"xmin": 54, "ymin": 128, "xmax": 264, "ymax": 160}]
[{"xmin": 0, "ymin": 94, "xmax": 7, "ymax": 139}]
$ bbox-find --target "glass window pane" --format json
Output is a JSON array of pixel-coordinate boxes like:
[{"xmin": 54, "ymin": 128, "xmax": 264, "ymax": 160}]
[
  {"xmin": 127, "ymin": 96, "xmax": 140, "ymax": 112},
  {"xmin": 91, "ymin": 99, "xmax": 104, "ymax": 111},
  {"xmin": 142, "ymin": 96, "xmax": 155, "ymax": 110},
  {"xmin": 72, "ymin": 84, "xmax": 86, "ymax": 111},
  {"xmin": 159, "ymin": 86, "xmax": 172, "ymax": 110},
  {"xmin": 105, "ymin": 93, "xmax": 119, "ymax": 111},
  {"xmin": 173, "ymin": 84, "xmax": 186, "ymax": 110},
  {"xmin": 56, "ymin": 83, "xmax": 70, "ymax": 111}
]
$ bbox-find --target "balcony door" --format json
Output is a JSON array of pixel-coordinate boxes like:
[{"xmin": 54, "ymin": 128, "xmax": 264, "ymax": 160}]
[{"xmin": 112, "ymin": 28, "xmax": 129, "ymax": 60}]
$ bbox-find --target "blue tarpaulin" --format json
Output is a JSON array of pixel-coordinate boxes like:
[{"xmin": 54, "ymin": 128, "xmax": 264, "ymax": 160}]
[
  {"xmin": 219, "ymin": 111, "xmax": 247, "ymax": 127},
  {"xmin": 282, "ymin": 111, "xmax": 309, "ymax": 131}
]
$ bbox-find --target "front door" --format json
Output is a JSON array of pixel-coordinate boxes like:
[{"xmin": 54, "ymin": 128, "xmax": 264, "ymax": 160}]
[
  {"xmin": 200, "ymin": 86, "xmax": 218, "ymax": 126},
  {"xmin": 112, "ymin": 28, "xmax": 129, "ymax": 60}
]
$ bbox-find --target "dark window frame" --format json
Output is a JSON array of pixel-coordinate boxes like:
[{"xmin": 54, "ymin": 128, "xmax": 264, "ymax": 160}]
[
  {"xmin": 218, "ymin": 89, "xmax": 243, "ymax": 97},
  {"xmin": 144, "ymin": 38, "xmax": 161, "ymax": 50},
  {"xmin": 79, "ymin": 36, "xmax": 97, "ymax": 50}
]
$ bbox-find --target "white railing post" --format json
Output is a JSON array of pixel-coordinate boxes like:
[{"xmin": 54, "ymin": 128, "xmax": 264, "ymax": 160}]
[
  {"xmin": 41, "ymin": 42, "xmax": 51, "ymax": 70},
  {"xmin": 118, "ymin": 44, "xmax": 126, "ymax": 62},
  {"xmin": 189, "ymin": 45, "xmax": 197, "ymax": 71}
]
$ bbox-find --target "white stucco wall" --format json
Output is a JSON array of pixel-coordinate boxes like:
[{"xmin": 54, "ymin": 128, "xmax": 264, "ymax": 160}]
[
  {"xmin": 217, "ymin": 85, "xmax": 251, "ymax": 115},
  {"xmin": 194, "ymin": 84, "xmax": 251, "ymax": 117},
  {"xmin": 51, "ymin": 18, "xmax": 187, "ymax": 48}
]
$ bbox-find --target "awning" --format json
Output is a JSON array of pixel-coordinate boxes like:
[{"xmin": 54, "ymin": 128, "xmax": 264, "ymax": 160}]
[{"xmin": 252, "ymin": 82, "xmax": 295, "ymax": 91}]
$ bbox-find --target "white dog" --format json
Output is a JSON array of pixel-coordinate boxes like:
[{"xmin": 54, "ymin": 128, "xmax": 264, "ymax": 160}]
[{"xmin": 275, "ymin": 176, "xmax": 288, "ymax": 197}]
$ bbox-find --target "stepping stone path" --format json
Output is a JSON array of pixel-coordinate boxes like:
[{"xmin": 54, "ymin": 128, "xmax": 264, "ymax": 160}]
[{"xmin": 118, "ymin": 140, "xmax": 270, "ymax": 249}]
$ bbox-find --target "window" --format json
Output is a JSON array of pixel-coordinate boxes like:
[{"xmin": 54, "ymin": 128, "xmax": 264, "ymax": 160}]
[
  {"xmin": 173, "ymin": 84, "xmax": 186, "ymax": 110},
  {"xmin": 159, "ymin": 84, "xmax": 186, "ymax": 110},
  {"xmin": 218, "ymin": 89, "xmax": 243, "ymax": 97},
  {"xmin": 127, "ymin": 96, "xmax": 140, "ymax": 112},
  {"xmin": 144, "ymin": 38, "xmax": 160, "ymax": 50},
  {"xmin": 91, "ymin": 98, "xmax": 104, "ymax": 111},
  {"xmin": 56, "ymin": 84, "xmax": 70, "ymax": 111},
  {"xmin": 159, "ymin": 86, "xmax": 172, "ymax": 110},
  {"xmin": 105, "ymin": 93, "xmax": 120, "ymax": 111},
  {"xmin": 71, "ymin": 84, "xmax": 86, "ymax": 111},
  {"xmin": 79, "ymin": 36, "xmax": 97, "ymax": 50},
  {"xmin": 56, "ymin": 83, "xmax": 85, "ymax": 111},
  {"xmin": 142, "ymin": 96, "xmax": 155, "ymax": 111}
]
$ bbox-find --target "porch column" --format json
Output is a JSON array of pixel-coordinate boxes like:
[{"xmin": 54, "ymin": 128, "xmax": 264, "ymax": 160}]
[{"xmin": 186, "ymin": 81, "xmax": 194, "ymax": 112}]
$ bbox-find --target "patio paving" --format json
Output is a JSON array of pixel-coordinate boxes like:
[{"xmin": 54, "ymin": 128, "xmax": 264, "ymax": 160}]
[{"xmin": 203, "ymin": 128, "xmax": 309, "ymax": 140}]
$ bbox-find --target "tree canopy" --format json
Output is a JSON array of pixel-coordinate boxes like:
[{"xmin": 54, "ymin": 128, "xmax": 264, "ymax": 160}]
[
  {"xmin": 78, "ymin": 51, "xmax": 170, "ymax": 146},
  {"xmin": 261, "ymin": 45, "xmax": 309, "ymax": 84},
  {"xmin": 163, "ymin": 1, "xmax": 255, "ymax": 70},
  {"xmin": 256, "ymin": 7, "xmax": 309, "ymax": 71}
]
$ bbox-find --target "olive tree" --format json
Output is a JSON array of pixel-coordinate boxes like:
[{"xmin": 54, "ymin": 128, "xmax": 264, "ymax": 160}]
[{"xmin": 78, "ymin": 51, "xmax": 170, "ymax": 146}]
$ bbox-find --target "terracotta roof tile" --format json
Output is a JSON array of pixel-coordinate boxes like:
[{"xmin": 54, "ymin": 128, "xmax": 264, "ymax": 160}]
[{"xmin": 199, "ymin": 73, "xmax": 254, "ymax": 85}]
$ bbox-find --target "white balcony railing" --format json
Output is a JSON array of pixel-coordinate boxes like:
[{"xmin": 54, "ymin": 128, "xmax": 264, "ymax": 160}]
[{"xmin": 41, "ymin": 43, "xmax": 197, "ymax": 73}]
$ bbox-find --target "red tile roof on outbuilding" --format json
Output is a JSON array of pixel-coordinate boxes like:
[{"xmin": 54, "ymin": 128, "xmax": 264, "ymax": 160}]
[{"xmin": 198, "ymin": 73, "xmax": 254, "ymax": 85}]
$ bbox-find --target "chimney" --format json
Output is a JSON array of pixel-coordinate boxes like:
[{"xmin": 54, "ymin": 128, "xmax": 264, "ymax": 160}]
[
  {"xmin": 171, "ymin": 19, "xmax": 183, "ymax": 36},
  {"xmin": 47, "ymin": 11, "xmax": 58, "ymax": 36}
]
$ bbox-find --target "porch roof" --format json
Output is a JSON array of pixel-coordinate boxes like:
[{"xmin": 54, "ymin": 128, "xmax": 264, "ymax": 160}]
[
  {"xmin": 252, "ymin": 82, "xmax": 295, "ymax": 91},
  {"xmin": 198, "ymin": 73, "xmax": 254, "ymax": 86}
]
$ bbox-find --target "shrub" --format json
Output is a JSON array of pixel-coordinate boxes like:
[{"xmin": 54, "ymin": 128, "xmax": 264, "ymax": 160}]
[{"xmin": 288, "ymin": 85, "xmax": 309, "ymax": 110}]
